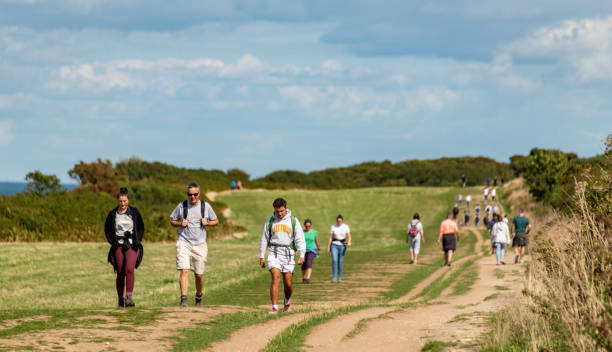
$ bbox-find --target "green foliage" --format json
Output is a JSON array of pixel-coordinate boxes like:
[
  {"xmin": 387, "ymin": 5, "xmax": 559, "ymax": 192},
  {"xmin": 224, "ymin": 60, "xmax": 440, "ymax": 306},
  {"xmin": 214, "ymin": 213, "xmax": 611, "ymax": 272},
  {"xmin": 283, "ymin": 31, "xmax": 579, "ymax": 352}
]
[
  {"xmin": 255, "ymin": 157, "xmax": 513, "ymax": 189},
  {"xmin": 422, "ymin": 340, "xmax": 455, "ymax": 352},
  {"xmin": 24, "ymin": 170, "xmax": 63, "ymax": 195},
  {"xmin": 522, "ymin": 148, "xmax": 573, "ymax": 203},
  {"xmin": 68, "ymin": 158, "xmax": 118, "ymax": 194}
]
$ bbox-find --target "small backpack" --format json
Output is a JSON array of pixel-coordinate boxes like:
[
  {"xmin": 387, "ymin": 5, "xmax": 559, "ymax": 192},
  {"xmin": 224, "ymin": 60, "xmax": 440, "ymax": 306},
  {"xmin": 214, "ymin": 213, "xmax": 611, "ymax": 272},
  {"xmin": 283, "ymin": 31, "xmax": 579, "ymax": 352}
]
[
  {"xmin": 268, "ymin": 215, "xmax": 297, "ymax": 248},
  {"xmin": 408, "ymin": 222, "xmax": 420, "ymax": 237}
]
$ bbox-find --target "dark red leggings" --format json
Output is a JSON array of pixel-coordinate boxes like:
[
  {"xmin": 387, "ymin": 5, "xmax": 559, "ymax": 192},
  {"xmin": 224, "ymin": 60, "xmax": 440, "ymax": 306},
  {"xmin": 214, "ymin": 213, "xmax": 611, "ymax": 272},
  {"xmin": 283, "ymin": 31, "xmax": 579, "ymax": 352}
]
[{"xmin": 114, "ymin": 247, "xmax": 139, "ymax": 297}]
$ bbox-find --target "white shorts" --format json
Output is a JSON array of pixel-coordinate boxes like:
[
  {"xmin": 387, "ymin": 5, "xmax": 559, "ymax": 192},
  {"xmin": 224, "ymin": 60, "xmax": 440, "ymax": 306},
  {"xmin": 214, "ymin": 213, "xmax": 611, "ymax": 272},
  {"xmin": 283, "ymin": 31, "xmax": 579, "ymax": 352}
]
[
  {"xmin": 267, "ymin": 246, "xmax": 295, "ymax": 273},
  {"xmin": 176, "ymin": 240, "xmax": 208, "ymax": 275}
]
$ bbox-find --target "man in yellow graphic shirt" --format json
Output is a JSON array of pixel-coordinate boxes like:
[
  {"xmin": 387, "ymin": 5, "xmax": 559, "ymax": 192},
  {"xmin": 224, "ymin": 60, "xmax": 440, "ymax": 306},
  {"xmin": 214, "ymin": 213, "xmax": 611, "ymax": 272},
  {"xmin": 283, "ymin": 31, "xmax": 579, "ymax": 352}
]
[{"xmin": 259, "ymin": 198, "xmax": 306, "ymax": 313}]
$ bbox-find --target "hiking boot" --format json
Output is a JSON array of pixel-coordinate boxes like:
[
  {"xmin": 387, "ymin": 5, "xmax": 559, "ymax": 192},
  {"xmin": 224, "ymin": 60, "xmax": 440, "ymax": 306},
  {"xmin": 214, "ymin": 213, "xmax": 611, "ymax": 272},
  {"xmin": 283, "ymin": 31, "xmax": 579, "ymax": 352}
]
[
  {"xmin": 118, "ymin": 297, "xmax": 125, "ymax": 308},
  {"xmin": 180, "ymin": 295, "xmax": 188, "ymax": 307},
  {"xmin": 515, "ymin": 255, "xmax": 520, "ymax": 264},
  {"xmin": 125, "ymin": 295, "xmax": 135, "ymax": 307},
  {"xmin": 195, "ymin": 294, "xmax": 203, "ymax": 307}
]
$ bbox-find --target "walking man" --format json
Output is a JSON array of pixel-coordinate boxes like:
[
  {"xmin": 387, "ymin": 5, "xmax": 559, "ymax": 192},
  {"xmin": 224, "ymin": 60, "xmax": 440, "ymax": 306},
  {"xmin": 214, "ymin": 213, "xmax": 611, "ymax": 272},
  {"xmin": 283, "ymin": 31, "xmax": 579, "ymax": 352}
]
[
  {"xmin": 511, "ymin": 209, "xmax": 532, "ymax": 264},
  {"xmin": 437, "ymin": 213, "xmax": 460, "ymax": 266},
  {"xmin": 484, "ymin": 187, "xmax": 489, "ymax": 201},
  {"xmin": 170, "ymin": 182, "xmax": 219, "ymax": 307},
  {"xmin": 465, "ymin": 194, "xmax": 472, "ymax": 208},
  {"xmin": 260, "ymin": 198, "xmax": 306, "ymax": 313}
]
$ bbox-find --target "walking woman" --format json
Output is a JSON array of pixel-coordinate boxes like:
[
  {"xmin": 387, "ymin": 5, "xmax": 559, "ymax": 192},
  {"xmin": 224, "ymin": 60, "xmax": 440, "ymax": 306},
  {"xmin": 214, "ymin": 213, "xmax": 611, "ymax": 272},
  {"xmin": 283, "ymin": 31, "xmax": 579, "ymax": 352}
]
[
  {"xmin": 327, "ymin": 214, "xmax": 351, "ymax": 283},
  {"xmin": 406, "ymin": 213, "xmax": 424, "ymax": 264},
  {"xmin": 104, "ymin": 187, "xmax": 145, "ymax": 307},
  {"xmin": 491, "ymin": 214, "xmax": 510, "ymax": 265},
  {"xmin": 301, "ymin": 219, "xmax": 321, "ymax": 284}
]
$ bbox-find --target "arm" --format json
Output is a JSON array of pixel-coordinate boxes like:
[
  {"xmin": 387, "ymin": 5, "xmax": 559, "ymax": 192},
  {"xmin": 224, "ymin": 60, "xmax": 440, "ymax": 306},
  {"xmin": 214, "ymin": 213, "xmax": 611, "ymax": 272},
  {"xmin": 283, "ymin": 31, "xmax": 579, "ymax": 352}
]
[
  {"xmin": 104, "ymin": 211, "xmax": 115, "ymax": 245},
  {"xmin": 346, "ymin": 232, "xmax": 352, "ymax": 247},
  {"xmin": 420, "ymin": 224, "xmax": 425, "ymax": 243},
  {"xmin": 314, "ymin": 236, "xmax": 321, "ymax": 252},
  {"xmin": 202, "ymin": 203, "xmax": 219, "ymax": 227},
  {"xmin": 170, "ymin": 218, "xmax": 187, "ymax": 227},
  {"xmin": 327, "ymin": 233, "xmax": 333, "ymax": 253},
  {"xmin": 134, "ymin": 208, "xmax": 145, "ymax": 241},
  {"xmin": 294, "ymin": 221, "xmax": 306, "ymax": 265},
  {"xmin": 259, "ymin": 221, "xmax": 269, "ymax": 267}
]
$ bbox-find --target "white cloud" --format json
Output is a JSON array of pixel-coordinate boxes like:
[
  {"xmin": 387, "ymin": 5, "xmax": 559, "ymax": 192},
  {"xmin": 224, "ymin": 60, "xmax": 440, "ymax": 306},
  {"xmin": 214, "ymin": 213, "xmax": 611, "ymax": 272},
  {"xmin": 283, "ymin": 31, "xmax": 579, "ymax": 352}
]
[
  {"xmin": 220, "ymin": 54, "xmax": 264, "ymax": 76},
  {"xmin": 0, "ymin": 120, "xmax": 14, "ymax": 144},
  {"xmin": 56, "ymin": 64, "xmax": 135, "ymax": 91},
  {"xmin": 500, "ymin": 75, "xmax": 539, "ymax": 90},
  {"xmin": 278, "ymin": 85, "xmax": 459, "ymax": 120},
  {"xmin": 321, "ymin": 59, "xmax": 343, "ymax": 72},
  {"xmin": 501, "ymin": 15, "xmax": 612, "ymax": 81}
]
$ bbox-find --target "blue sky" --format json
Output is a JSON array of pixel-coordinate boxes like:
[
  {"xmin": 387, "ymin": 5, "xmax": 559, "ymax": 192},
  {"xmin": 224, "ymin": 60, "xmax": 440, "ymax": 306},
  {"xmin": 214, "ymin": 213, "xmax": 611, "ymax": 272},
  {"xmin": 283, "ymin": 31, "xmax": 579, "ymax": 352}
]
[{"xmin": 1, "ymin": 1, "xmax": 611, "ymax": 182}]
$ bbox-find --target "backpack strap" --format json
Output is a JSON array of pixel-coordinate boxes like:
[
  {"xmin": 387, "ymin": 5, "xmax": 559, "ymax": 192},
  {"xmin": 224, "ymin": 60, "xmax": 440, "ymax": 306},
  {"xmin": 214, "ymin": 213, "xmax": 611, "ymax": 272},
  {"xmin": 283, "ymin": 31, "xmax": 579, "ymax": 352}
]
[
  {"xmin": 201, "ymin": 201, "xmax": 208, "ymax": 219},
  {"xmin": 182, "ymin": 200, "xmax": 189, "ymax": 220},
  {"xmin": 268, "ymin": 216, "xmax": 274, "ymax": 247},
  {"xmin": 267, "ymin": 215, "xmax": 296, "ymax": 248}
]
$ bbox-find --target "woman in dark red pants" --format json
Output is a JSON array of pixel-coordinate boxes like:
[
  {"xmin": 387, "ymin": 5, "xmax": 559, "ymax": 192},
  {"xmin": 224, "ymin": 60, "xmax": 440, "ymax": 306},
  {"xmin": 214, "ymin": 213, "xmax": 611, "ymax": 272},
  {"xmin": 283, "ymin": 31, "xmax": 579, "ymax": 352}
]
[{"xmin": 104, "ymin": 187, "xmax": 145, "ymax": 307}]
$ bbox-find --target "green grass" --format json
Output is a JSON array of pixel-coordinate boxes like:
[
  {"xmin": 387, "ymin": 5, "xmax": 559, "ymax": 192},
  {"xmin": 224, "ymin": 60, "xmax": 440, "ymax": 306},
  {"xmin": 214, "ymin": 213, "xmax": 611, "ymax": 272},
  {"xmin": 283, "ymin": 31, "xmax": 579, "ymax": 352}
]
[
  {"xmin": 494, "ymin": 285, "xmax": 510, "ymax": 291},
  {"xmin": 0, "ymin": 186, "xmax": 479, "ymax": 348},
  {"xmin": 172, "ymin": 310, "xmax": 285, "ymax": 352},
  {"xmin": 343, "ymin": 309, "xmax": 399, "ymax": 339},
  {"xmin": 451, "ymin": 267, "xmax": 479, "ymax": 296},
  {"xmin": 494, "ymin": 268, "xmax": 505, "ymax": 279},
  {"xmin": 483, "ymin": 293, "xmax": 500, "ymax": 301},
  {"xmin": 422, "ymin": 340, "xmax": 456, "ymax": 351}
]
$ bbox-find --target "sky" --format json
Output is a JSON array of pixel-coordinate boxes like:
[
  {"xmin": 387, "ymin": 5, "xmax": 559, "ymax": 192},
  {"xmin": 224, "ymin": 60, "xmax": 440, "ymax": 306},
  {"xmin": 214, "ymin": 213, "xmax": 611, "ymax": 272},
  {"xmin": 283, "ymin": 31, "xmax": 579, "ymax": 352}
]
[{"xmin": 1, "ymin": 1, "xmax": 611, "ymax": 182}]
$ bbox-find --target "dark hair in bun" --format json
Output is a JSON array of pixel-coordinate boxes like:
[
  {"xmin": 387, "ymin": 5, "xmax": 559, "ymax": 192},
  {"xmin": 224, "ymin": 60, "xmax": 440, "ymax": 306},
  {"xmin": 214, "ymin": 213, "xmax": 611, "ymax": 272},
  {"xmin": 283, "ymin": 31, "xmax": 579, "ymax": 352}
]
[{"xmin": 117, "ymin": 187, "xmax": 129, "ymax": 199}]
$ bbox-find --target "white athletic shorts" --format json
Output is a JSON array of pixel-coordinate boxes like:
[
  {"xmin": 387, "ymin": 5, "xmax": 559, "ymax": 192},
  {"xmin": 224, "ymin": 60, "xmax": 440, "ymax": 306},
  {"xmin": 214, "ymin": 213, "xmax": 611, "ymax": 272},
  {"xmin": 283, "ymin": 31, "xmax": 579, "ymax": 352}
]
[
  {"xmin": 267, "ymin": 246, "xmax": 295, "ymax": 273},
  {"xmin": 176, "ymin": 240, "xmax": 208, "ymax": 275}
]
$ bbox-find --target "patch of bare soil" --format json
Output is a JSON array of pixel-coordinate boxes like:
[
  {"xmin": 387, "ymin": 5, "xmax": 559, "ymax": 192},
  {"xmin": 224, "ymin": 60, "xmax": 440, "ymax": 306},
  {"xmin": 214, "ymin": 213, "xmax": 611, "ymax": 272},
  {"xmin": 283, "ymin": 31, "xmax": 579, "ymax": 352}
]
[
  {"xmin": 0, "ymin": 306, "xmax": 249, "ymax": 352},
  {"xmin": 0, "ymin": 315, "xmax": 52, "ymax": 330},
  {"xmin": 206, "ymin": 313, "xmax": 308, "ymax": 352}
]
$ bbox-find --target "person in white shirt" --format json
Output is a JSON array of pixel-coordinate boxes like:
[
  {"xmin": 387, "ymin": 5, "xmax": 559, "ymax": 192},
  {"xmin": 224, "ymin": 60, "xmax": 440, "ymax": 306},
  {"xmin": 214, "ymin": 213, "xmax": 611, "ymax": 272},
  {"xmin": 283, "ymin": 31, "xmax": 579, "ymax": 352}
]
[
  {"xmin": 259, "ymin": 198, "xmax": 306, "ymax": 313},
  {"xmin": 465, "ymin": 194, "xmax": 472, "ymax": 207},
  {"xmin": 491, "ymin": 214, "xmax": 510, "ymax": 265},
  {"xmin": 327, "ymin": 214, "xmax": 352, "ymax": 283},
  {"xmin": 491, "ymin": 188, "xmax": 497, "ymax": 201},
  {"xmin": 484, "ymin": 187, "xmax": 489, "ymax": 201},
  {"xmin": 406, "ymin": 213, "xmax": 424, "ymax": 265}
]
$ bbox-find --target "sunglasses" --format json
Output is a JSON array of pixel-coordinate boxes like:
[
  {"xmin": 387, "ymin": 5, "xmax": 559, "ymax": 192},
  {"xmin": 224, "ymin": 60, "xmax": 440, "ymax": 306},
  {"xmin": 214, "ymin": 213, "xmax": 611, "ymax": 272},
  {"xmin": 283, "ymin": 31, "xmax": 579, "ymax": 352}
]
[{"xmin": 188, "ymin": 193, "xmax": 199, "ymax": 197}]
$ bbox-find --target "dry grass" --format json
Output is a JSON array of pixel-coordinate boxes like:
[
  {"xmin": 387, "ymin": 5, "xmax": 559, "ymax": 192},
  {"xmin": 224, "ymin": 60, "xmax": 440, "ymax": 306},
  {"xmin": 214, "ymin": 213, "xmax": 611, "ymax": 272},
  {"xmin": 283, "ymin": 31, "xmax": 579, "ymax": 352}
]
[{"xmin": 481, "ymin": 168, "xmax": 612, "ymax": 351}]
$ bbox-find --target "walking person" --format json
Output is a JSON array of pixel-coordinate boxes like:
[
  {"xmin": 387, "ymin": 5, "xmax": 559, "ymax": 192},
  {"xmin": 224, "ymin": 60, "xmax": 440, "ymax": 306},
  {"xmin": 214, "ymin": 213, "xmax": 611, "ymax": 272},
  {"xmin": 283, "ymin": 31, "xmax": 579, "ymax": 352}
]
[
  {"xmin": 104, "ymin": 187, "xmax": 145, "ymax": 307},
  {"xmin": 474, "ymin": 214, "xmax": 480, "ymax": 227},
  {"xmin": 259, "ymin": 198, "xmax": 306, "ymax": 313},
  {"xmin": 301, "ymin": 219, "xmax": 321, "ymax": 284},
  {"xmin": 465, "ymin": 194, "xmax": 472, "ymax": 208},
  {"xmin": 464, "ymin": 209, "xmax": 470, "ymax": 226},
  {"xmin": 327, "ymin": 214, "xmax": 352, "ymax": 283},
  {"xmin": 484, "ymin": 187, "xmax": 489, "ymax": 201},
  {"xmin": 170, "ymin": 182, "xmax": 219, "ymax": 307},
  {"xmin": 491, "ymin": 214, "xmax": 510, "ymax": 265},
  {"xmin": 437, "ymin": 213, "xmax": 460, "ymax": 266},
  {"xmin": 406, "ymin": 213, "xmax": 424, "ymax": 265},
  {"xmin": 486, "ymin": 177, "xmax": 491, "ymax": 187},
  {"xmin": 491, "ymin": 188, "xmax": 497, "ymax": 201},
  {"xmin": 452, "ymin": 204, "xmax": 460, "ymax": 220},
  {"xmin": 494, "ymin": 176, "xmax": 498, "ymax": 187},
  {"xmin": 461, "ymin": 174, "xmax": 466, "ymax": 188},
  {"xmin": 511, "ymin": 209, "xmax": 532, "ymax": 264},
  {"xmin": 457, "ymin": 194, "xmax": 463, "ymax": 205}
]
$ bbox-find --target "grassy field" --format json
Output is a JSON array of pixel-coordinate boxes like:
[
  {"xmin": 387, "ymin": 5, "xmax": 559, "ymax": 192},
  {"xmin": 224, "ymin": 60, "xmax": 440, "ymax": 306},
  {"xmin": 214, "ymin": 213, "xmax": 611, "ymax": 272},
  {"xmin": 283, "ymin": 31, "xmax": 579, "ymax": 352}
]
[{"xmin": 0, "ymin": 186, "xmax": 481, "ymax": 349}]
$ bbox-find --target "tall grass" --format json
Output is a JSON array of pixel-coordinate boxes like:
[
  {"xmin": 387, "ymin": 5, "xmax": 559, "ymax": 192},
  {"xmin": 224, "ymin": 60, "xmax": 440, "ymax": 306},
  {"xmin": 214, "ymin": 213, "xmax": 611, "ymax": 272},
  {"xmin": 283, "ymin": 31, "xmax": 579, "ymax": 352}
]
[{"xmin": 480, "ymin": 164, "xmax": 612, "ymax": 351}]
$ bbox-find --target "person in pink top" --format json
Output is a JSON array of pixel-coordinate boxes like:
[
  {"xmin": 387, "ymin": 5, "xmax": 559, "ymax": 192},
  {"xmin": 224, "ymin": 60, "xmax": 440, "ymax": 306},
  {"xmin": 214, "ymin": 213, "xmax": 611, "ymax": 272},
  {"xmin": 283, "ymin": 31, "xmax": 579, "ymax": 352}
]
[{"xmin": 437, "ymin": 213, "xmax": 460, "ymax": 266}]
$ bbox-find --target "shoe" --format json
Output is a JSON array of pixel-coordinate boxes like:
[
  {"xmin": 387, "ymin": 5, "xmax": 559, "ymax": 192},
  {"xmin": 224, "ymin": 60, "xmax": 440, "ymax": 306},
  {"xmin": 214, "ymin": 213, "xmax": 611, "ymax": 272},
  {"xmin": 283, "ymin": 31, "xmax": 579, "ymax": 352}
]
[
  {"xmin": 304, "ymin": 278, "xmax": 310, "ymax": 284},
  {"xmin": 447, "ymin": 262, "xmax": 452, "ymax": 267},
  {"xmin": 180, "ymin": 295, "xmax": 188, "ymax": 307},
  {"xmin": 283, "ymin": 300, "xmax": 291, "ymax": 312},
  {"xmin": 337, "ymin": 278, "xmax": 342, "ymax": 283},
  {"xmin": 125, "ymin": 295, "xmax": 135, "ymax": 307},
  {"xmin": 195, "ymin": 294, "xmax": 203, "ymax": 307},
  {"xmin": 331, "ymin": 277, "xmax": 338, "ymax": 283},
  {"xmin": 409, "ymin": 259, "xmax": 414, "ymax": 264},
  {"xmin": 118, "ymin": 297, "xmax": 125, "ymax": 307},
  {"xmin": 501, "ymin": 261, "xmax": 506, "ymax": 265},
  {"xmin": 270, "ymin": 307, "xmax": 278, "ymax": 314},
  {"xmin": 515, "ymin": 255, "xmax": 519, "ymax": 264}
]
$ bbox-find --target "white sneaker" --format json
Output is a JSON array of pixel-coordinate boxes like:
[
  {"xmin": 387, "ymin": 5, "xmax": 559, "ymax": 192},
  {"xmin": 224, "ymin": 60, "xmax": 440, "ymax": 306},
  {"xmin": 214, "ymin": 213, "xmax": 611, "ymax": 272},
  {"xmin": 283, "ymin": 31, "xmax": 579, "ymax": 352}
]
[
  {"xmin": 269, "ymin": 307, "xmax": 278, "ymax": 314},
  {"xmin": 331, "ymin": 277, "xmax": 338, "ymax": 283}
]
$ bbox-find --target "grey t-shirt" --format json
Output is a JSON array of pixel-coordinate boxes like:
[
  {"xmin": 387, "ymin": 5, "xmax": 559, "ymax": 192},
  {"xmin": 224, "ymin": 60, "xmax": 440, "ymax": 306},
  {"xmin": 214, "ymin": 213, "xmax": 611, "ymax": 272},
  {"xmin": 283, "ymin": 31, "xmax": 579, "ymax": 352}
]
[{"xmin": 170, "ymin": 200, "xmax": 217, "ymax": 245}]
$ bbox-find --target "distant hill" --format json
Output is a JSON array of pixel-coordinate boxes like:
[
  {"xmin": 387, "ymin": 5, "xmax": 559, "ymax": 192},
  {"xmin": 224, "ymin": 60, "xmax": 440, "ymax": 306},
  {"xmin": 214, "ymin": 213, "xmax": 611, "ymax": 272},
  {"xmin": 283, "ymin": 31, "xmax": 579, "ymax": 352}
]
[
  {"xmin": 252, "ymin": 157, "xmax": 513, "ymax": 189},
  {"xmin": 0, "ymin": 182, "xmax": 77, "ymax": 195}
]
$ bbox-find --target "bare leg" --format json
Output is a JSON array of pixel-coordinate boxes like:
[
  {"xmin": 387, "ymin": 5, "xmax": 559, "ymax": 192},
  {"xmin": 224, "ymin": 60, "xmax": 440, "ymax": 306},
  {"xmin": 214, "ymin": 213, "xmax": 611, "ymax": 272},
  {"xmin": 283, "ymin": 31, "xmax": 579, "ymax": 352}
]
[
  {"xmin": 195, "ymin": 273, "xmax": 204, "ymax": 295},
  {"xmin": 179, "ymin": 269, "xmax": 190, "ymax": 295},
  {"xmin": 520, "ymin": 246, "xmax": 526, "ymax": 261},
  {"xmin": 304, "ymin": 268, "xmax": 312, "ymax": 280},
  {"xmin": 447, "ymin": 250, "xmax": 454, "ymax": 264},
  {"xmin": 282, "ymin": 272, "xmax": 293, "ymax": 300},
  {"xmin": 269, "ymin": 269, "xmax": 281, "ymax": 305}
]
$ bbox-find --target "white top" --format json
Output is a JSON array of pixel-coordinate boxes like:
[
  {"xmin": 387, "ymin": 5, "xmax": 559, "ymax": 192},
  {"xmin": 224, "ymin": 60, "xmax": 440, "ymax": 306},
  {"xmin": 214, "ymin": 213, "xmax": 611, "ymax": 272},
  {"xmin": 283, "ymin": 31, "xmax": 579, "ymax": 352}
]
[
  {"xmin": 465, "ymin": 195, "xmax": 472, "ymax": 202},
  {"xmin": 330, "ymin": 223, "xmax": 350, "ymax": 246},
  {"xmin": 491, "ymin": 188, "xmax": 497, "ymax": 196},
  {"xmin": 259, "ymin": 209, "xmax": 306, "ymax": 259},
  {"xmin": 491, "ymin": 221, "xmax": 510, "ymax": 244},
  {"xmin": 407, "ymin": 219, "xmax": 423, "ymax": 240},
  {"xmin": 115, "ymin": 212, "xmax": 134, "ymax": 244},
  {"xmin": 484, "ymin": 188, "xmax": 489, "ymax": 195}
]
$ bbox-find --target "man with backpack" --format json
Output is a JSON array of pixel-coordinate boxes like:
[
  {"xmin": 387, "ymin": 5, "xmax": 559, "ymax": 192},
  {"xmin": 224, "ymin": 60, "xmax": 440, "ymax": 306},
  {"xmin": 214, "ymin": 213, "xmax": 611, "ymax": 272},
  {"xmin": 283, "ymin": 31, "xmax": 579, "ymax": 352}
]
[
  {"xmin": 170, "ymin": 182, "xmax": 219, "ymax": 307},
  {"xmin": 512, "ymin": 209, "xmax": 532, "ymax": 264},
  {"xmin": 406, "ymin": 213, "xmax": 424, "ymax": 264},
  {"xmin": 259, "ymin": 198, "xmax": 306, "ymax": 313}
]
